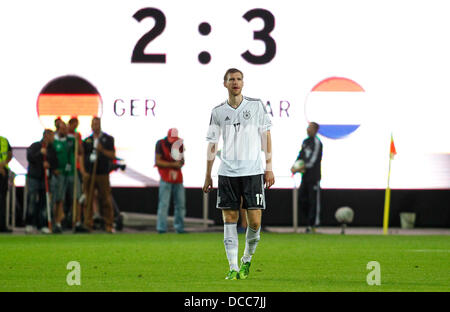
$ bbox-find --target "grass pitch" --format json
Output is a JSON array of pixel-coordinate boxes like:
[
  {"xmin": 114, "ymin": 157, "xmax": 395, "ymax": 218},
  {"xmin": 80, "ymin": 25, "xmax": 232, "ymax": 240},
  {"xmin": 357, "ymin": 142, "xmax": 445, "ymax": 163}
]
[{"xmin": 0, "ymin": 232, "xmax": 449, "ymax": 292}]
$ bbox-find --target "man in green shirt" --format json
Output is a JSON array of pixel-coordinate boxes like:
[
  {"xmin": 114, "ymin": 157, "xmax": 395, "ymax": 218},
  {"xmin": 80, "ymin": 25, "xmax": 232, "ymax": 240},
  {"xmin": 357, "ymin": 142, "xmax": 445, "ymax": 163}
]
[
  {"xmin": 51, "ymin": 121, "xmax": 72, "ymax": 233},
  {"xmin": 0, "ymin": 136, "xmax": 12, "ymax": 232}
]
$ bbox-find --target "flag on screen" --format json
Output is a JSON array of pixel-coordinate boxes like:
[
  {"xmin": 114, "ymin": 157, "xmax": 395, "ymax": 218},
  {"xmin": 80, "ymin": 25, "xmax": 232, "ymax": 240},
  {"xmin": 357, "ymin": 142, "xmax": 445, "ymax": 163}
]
[
  {"xmin": 305, "ymin": 77, "xmax": 366, "ymax": 139},
  {"xmin": 37, "ymin": 75, "xmax": 102, "ymax": 136}
]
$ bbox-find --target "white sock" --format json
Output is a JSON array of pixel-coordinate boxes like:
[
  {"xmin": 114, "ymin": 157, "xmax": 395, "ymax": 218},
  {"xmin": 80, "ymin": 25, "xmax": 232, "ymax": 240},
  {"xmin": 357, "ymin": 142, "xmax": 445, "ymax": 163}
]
[
  {"xmin": 241, "ymin": 226, "xmax": 260, "ymax": 264},
  {"xmin": 224, "ymin": 222, "xmax": 239, "ymax": 271}
]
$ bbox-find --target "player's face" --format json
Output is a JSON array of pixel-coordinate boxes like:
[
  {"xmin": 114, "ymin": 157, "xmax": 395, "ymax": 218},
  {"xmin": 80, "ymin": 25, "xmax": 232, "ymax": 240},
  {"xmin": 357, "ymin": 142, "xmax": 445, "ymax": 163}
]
[
  {"xmin": 68, "ymin": 121, "xmax": 78, "ymax": 132},
  {"xmin": 45, "ymin": 131, "xmax": 55, "ymax": 144},
  {"xmin": 307, "ymin": 123, "xmax": 317, "ymax": 137},
  {"xmin": 91, "ymin": 118, "xmax": 101, "ymax": 133},
  {"xmin": 224, "ymin": 72, "xmax": 244, "ymax": 96},
  {"xmin": 58, "ymin": 122, "xmax": 68, "ymax": 137}
]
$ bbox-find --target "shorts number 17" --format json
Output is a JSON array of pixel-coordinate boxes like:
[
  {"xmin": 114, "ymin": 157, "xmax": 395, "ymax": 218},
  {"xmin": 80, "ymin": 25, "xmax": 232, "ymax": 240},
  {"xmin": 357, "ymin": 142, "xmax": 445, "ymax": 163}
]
[{"xmin": 256, "ymin": 194, "xmax": 264, "ymax": 206}]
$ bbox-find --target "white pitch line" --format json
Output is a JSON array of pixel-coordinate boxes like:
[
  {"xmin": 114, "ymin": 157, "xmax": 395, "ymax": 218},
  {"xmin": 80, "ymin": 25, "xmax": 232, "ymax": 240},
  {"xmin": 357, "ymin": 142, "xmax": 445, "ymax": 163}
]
[{"xmin": 407, "ymin": 249, "xmax": 450, "ymax": 253}]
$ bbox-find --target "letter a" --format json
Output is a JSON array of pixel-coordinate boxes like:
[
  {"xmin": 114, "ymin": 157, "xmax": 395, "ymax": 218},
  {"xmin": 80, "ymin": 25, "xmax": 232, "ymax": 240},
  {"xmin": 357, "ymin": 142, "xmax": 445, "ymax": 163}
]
[
  {"xmin": 366, "ymin": 261, "xmax": 381, "ymax": 285},
  {"xmin": 66, "ymin": 261, "xmax": 81, "ymax": 286}
]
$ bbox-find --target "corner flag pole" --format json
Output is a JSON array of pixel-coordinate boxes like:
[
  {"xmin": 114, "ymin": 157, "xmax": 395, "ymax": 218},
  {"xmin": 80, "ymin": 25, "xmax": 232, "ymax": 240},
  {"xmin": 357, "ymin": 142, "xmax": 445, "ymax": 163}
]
[{"xmin": 383, "ymin": 133, "xmax": 396, "ymax": 235}]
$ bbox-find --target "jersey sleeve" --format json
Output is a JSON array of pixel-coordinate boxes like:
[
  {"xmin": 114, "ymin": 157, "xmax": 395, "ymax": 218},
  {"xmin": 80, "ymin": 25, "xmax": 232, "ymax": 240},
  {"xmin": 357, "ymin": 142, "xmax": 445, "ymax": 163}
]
[
  {"xmin": 206, "ymin": 110, "xmax": 221, "ymax": 143},
  {"xmin": 305, "ymin": 137, "xmax": 322, "ymax": 169},
  {"xmin": 258, "ymin": 100, "xmax": 272, "ymax": 132},
  {"xmin": 155, "ymin": 140, "xmax": 162, "ymax": 155}
]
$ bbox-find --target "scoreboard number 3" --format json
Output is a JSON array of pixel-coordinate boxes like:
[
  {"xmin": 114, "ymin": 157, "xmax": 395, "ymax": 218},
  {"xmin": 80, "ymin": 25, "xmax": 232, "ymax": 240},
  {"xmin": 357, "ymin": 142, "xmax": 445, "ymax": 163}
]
[{"xmin": 131, "ymin": 7, "xmax": 276, "ymax": 64}]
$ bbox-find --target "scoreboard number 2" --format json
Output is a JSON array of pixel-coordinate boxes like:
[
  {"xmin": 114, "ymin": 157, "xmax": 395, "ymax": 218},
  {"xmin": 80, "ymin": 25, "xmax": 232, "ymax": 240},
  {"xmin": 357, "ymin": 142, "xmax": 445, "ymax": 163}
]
[
  {"xmin": 131, "ymin": 7, "xmax": 276, "ymax": 64},
  {"xmin": 131, "ymin": 8, "xmax": 166, "ymax": 63}
]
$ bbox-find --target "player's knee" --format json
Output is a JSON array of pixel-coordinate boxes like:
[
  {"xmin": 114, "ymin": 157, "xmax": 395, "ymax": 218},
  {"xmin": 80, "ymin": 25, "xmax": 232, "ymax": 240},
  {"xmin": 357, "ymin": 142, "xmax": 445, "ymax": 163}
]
[
  {"xmin": 248, "ymin": 222, "xmax": 261, "ymax": 231},
  {"xmin": 222, "ymin": 211, "xmax": 239, "ymax": 223}
]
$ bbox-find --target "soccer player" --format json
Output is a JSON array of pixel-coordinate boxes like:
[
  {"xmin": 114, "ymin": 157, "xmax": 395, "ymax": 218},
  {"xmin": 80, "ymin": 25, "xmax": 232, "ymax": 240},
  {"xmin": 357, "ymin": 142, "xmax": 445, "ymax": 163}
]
[{"xmin": 203, "ymin": 68, "xmax": 275, "ymax": 280}]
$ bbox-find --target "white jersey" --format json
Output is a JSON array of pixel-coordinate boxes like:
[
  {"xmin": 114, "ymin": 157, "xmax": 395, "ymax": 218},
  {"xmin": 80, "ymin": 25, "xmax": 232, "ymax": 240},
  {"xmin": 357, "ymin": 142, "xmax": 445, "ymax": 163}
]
[{"xmin": 206, "ymin": 96, "xmax": 272, "ymax": 177}]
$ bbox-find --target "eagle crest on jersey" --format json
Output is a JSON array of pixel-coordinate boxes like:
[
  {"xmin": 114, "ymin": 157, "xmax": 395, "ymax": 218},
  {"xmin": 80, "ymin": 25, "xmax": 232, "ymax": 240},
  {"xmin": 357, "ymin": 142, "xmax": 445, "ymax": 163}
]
[{"xmin": 243, "ymin": 110, "xmax": 251, "ymax": 120}]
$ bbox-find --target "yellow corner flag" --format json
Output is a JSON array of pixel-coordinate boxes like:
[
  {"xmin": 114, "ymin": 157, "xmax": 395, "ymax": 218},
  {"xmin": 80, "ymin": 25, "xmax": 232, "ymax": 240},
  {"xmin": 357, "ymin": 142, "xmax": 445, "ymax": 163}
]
[{"xmin": 383, "ymin": 134, "xmax": 396, "ymax": 235}]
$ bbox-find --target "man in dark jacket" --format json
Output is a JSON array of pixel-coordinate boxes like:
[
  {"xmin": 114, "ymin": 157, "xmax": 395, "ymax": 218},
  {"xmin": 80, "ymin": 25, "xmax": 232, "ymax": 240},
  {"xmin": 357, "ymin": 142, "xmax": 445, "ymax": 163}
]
[
  {"xmin": 291, "ymin": 122, "xmax": 323, "ymax": 233},
  {"xmin": 26, "ymin": 129, "xmax": 58, "ymax": 234},
  {"xmin": 82, "ymin": 117, "xmax": 116, "ymax": 233}
]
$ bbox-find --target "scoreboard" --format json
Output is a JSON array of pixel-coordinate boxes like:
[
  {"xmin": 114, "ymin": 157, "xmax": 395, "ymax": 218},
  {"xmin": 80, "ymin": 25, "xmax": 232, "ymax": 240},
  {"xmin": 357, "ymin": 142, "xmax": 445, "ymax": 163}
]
[{"xmin": 1, "ymin": 0, "xmax": 449, "ymax": 189}]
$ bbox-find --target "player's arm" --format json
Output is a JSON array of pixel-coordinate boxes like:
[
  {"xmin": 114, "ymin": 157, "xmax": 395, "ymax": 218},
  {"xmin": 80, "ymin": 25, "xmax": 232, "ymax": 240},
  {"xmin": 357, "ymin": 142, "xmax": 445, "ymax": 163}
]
[
  {"xmin": 97, "ymin": 137, "xmax": 116, "ymax": 160},
  {"xmin": 203, "ymin": 110, "xmax": 221, "ymax": 193},
  {"xmin": 155, "ymin": 153, "xmax": 183, "ymax": 169},
  {"xmin": 261, "ymin": 130, "xmax": 275, "ymax": 188},
  {"xmin": 291, "ymin": 149, "xmax": 306, "ymax": 174},
  {"xmin": 304, "ymin": 138, "xmax": 321, "ymax": 170},
  {"xmin": 202, "ymin": 142, "xmax": 217, "ymax": 193},
  {"xmin": 0, "ymin": 143, "xmax": 12, "ymax": 176},
  {"xmin": 0, "ymin": 149, "xmax": 12, "ymax": 168}
]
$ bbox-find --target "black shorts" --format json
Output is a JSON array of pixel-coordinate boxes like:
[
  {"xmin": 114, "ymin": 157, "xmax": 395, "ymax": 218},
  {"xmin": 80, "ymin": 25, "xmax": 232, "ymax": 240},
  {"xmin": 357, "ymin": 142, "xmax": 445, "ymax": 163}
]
[{"xmin": 216, "ymin": 174, "xmax": 266, "ymax": 210}]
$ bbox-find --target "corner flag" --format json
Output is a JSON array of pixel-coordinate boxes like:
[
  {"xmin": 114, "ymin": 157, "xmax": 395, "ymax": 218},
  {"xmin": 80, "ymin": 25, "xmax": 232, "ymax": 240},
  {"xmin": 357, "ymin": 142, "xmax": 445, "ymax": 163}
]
[
  {"xmin": 390, "ymin": 134, "xmax": 397, "ymax": 159},
  {"xmin": 383, "ymin": 134, "xmax": 396, "ymax": 235}
]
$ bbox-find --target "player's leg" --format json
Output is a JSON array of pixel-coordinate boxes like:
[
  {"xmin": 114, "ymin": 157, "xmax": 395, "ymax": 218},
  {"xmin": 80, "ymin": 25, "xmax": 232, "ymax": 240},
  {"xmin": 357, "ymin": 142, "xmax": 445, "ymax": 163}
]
[
  {"xmin": 97, "ymin": 175, "xmax": 114, "ymax": 233},
  {"xmin": 172, "ymin": 183, "xmax": 186, "ymax": 233},
  {"xmin": 156, "ymin": 180, "xmax": 172, "ymax": 233},
  {"xmin": 218, "ymin": 175, "xmax": 241, "ymax": 279},
  {"xmin": 83, "ymin": 174, "xmax": 94, "ymax": 230},
  {"xmin": 51, "ymin": 174, "xmax": 65, "ymax": 233},
  {"xmin": 306, "ymin": 181, "xmax": 317, "ymax": 233},
  {"xmin": 223, "ymin": 209, "xmax": 240, "ymax": 279},
  {"xmin": 298, "ymin": 180, "xmax": 311, "ymax": 233},
  {"xmin": 238, "ymin": 197, "xmax": 247, "ymax": 233},
  {"xmin": 239, "ymin": 174, "xmax": 264, "ymax": 279}
]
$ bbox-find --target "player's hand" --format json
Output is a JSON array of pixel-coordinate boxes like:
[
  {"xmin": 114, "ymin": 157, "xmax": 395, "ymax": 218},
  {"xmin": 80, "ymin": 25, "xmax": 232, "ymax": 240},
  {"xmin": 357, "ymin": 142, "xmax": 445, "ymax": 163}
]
[
  {"xmin": 0, "ymin": 167, "xmax": 5, "ymax": 177},
  {"xmin": 264, "ymin": 170, "xmax": 275, "ymax": 189},
  {"xmin": 203, "ymin": 176, "xmax": 213, "ymax": 193},
  {"xmin": 173, "ymin": 160, "xmax": 184, "ymax": 169},
  {"xmin": 40, "ymin": 147, "xmax": 47, "ymax": 155},
  {"xmin": 96, "ymin": 143, "xmax": 103, "ymax": 153},
  {"xmin": 43, "ymin": 161, "xmax": 50, "ymax": 169}
]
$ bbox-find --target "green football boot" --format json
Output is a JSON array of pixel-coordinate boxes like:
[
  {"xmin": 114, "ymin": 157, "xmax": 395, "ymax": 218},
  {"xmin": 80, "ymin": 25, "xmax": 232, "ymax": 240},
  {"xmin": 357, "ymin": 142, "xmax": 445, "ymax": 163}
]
[
  {"xmin": 225, "ymin": 270, "xmax": 239, "ymax": 280},
  {"xmin": 239, "ymin": 261, "xmax": 251, "ymax": 280}
]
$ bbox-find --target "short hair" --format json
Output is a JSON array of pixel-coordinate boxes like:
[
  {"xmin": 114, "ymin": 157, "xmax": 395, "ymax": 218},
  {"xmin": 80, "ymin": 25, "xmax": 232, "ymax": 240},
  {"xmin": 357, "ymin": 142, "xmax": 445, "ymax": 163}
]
[
  {"xmin": 43, "ymin": 129, "xmax": 54, "ymax": 137},
  {"xmin": 69, "ymin": 117, "xmax": 79, "ymax": 125},
  {"xmin": 223, "ymin": 68, "xmax": 243, "ymax": 82},
  {"xmin": 54, "ymin": 117, "xmax": 62, "ymax": 130},
  {"xmin": 310, "ymin": 122, "xmax": 320, "ymax": 131}
]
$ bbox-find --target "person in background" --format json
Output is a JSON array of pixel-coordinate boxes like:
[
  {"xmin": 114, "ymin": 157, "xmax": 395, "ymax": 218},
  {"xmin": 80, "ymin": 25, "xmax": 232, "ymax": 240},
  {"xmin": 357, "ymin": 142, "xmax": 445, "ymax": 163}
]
[
  {"xmin": 0, "ymin": 136, "xmax": 13, "ymax": 233},
  {"xmin": 82, "ymin": 117, "xmax": 116, "ymax": 233},
  {"xmin": 67, "ymin": 117, "xmax": 88, "ymax": 232},
  {"xmin": 291, "ymin": 122, "xmax": 323, "ymax": 234},
  {"xmin": 154, "ymin": 128, "xmax": 186, "ymax": 234},
  {"xmin": 25, "ymin": 129, "xmax": 58, "ymax": 234},
  {"xmin": 51, "ymin": 121, "xmax": 70, "ymax": 233}
]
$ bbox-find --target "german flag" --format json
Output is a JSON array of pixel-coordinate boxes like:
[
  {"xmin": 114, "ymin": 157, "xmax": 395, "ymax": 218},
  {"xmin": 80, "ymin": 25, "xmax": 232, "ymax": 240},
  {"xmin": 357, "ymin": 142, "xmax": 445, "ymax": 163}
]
[{"xmin": 37, "ymin": 75, "xmax": 102, "ymax": 135}]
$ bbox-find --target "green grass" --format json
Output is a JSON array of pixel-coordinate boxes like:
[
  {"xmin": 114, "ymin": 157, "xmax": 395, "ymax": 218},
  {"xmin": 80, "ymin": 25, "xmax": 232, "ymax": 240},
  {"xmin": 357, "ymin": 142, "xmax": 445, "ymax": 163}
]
[{"xmin": 0, "ymin": 232, "xmax": 449, "ymax": 292}]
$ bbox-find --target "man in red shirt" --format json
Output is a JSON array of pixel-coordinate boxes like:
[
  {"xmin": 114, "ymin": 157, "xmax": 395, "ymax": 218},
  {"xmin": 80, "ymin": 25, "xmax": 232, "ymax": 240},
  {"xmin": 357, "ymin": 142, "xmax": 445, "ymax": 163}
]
[{"xmin": 155, "ymin": 128, "xmax": 186, "ymax": 234}]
